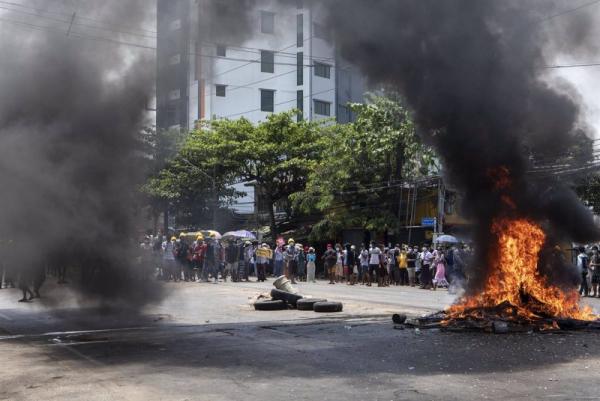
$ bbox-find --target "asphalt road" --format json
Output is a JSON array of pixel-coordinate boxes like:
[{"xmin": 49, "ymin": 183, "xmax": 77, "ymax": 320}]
[{"xmin": 1, "ymin": 280, "xmax": 600, "ymax": 401}]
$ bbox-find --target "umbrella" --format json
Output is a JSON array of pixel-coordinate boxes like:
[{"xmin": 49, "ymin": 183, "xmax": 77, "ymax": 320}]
[
  {"xmin": 434, "ymin": 234, "xmax": 459, "ymax": 244},
  {"xmin": 202, "ymin": 230, "xmax": 222, "ymax": 240},
  {"xmin": 222, "ymin": 230, "xmax": 256, "ymax": 241}
]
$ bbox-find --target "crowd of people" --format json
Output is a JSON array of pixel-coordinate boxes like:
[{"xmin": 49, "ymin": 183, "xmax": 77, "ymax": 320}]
[
  {"xmin": 577, "ymin": 245, "xmax": 600, "ymax": 298},
  {"xmin": 141, "ymin": 233, "xmax": 472, "ymax": 291}
]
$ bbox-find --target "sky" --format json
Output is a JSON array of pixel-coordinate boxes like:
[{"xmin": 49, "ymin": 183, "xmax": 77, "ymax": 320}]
[{"xmin": 0, "ymin": 0, "xmax": 599, "ymax": 138}]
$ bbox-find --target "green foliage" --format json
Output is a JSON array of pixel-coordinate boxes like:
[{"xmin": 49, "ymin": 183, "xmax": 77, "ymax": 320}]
[
  {"xmin": 292, "ymin": 95, "xmax": 437, "ymax": 240},
  {"xmin": 145, "ymin": 112, "xmax": 328, "ymax": 233},
  {"xmin": 576, "ymin": 174, "xmax": 600, "ymax": 214}
]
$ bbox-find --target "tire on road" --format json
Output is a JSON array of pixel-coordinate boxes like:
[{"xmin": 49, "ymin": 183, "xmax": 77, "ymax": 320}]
[
  {"xmin": 254, "ymin": 300, "xmax": 288, "ymax": 311},
  {"xmin": 296, "ymin": 298, "xmax": 328, "ymax": 311},
  {"xmin": 270, "ymin": 289, "xmax": 303, "ymax": 308},
  {"xmin": 313, "ymin": 301, "xmax": 343, "ymax": 313}
]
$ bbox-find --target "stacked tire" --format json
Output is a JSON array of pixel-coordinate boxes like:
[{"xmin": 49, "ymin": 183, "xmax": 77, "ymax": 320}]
[{"xmin": 254, "ymin": 290, "xmax": 343, "ymax": 313}]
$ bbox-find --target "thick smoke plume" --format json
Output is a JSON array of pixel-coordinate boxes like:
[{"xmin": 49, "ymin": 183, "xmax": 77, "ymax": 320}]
[
  {"xmin": 0, "ymin": 0, "xmax": 160, "ymax": 306},
  {"xmin": 317, "ymin": 0, "xmax": 600, "ymax": 291}
]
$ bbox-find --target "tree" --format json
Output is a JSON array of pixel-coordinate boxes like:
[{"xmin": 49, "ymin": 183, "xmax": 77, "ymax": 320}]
[
  {"xmin": 292, "ymin": 95, "xmax": 437, "ymax": 240},
  {"xmin": 138, "ymin": 126, "xmax": 186, "ymax": 234},
  {"xmin": 146, "ymin": 111, "xmax": 328, "ymax": 236}
]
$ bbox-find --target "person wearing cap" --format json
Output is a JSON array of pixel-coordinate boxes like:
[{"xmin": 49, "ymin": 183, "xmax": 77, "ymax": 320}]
[
  {"xmin": 306, "ymin": 247, "xmax": 317, "ymax": 283},
  {"xmin": 274, "ymin": 243, "xmax": 284, "ymax": 277},
  {"xmin": 256, "ymin": 243, "xmax": 272, "ymax": 282},
  {"xmin": 162, "ymin": 236, "xmax": 177, "ymax": 281},
  {"xmin": 322, "ymin": 244, "xmax": 337, "ymax": 284},
  {"xmin": 204, "ymin": 234, "xmax": 220, "ymax": 283},
  {"xmin": 296, "ymin": 244, "xmax": 306, "ymax": 282},
  {"xmin": 284, "ymin": 238, "xmax": 299, "ymax": 284}
]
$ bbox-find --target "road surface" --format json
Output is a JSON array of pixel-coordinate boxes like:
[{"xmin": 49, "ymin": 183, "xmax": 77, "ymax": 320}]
[{"xmin": 1, "ymin": 280, "xmax": 600, "ymax": 401}]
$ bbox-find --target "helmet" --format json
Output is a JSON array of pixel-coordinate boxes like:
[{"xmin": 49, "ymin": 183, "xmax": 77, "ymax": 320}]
[
  {"xmin": 171, "ymin": 236, "xmax": 177, "ymax": 241},
  {"xmin": 210, "ymin": 233, "xmax": 217, "ymax": 238},
  {"xmin": 179, "ymin": 233, "xmax": 186, "ymax": 238},
  {"xmin": 197, "ymin": 235, "xmax": 204, "ymax": 241},
  {"xmin": 288, "ymin": 238, "xmax": 295, "ymax": 244}
]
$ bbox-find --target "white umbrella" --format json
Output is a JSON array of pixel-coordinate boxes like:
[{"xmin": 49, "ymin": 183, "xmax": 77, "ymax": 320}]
[{"xmin": 434, "ymin": 235, "xmax": 459, "ymax": 244}]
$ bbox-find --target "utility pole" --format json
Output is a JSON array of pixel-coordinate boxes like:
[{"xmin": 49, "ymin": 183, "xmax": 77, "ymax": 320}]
[
  {"xmin": 181, "ymin": 158, "xmax": 218, "ymax": 229},
  {"xmin": 437, "ymin": 178, "xmax": 445, "ymax": 236}
]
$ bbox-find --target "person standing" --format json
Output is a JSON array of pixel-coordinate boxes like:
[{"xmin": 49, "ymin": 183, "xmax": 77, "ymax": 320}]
[
  {"xmin": 578, "ymin": 246, "xmax": 591, "ymax": 297},
  {"xmin": 359, "ymin": 245, "xmax": 369, "ymax": 285},
  {"xmin": 433, "ymin": 251, "xmax": 449, "ymax": 290},
  {"xmin": 274, "ymin": 245, "xmax": 284, "ymax": 277},
  {"xmin": 335, "ymin": 244, "xmax": 344, "ymax": 283},
  {"xmin": 256, "ymin": 243, "xmax": 272, "ymax": 282},
  {"xmin": 306, "ymin": 247, "xmax": 317, "ymax": 283},
  {"xmin": 205, "ymin": 235, "xmax": 219, "ymax": 283},
  {"xmin": 367, "ymin": 242, "xmax": 381, "ymax": 287},
  {"xmin": 398, "ymin": 246, "xmax": 409, "ymax": 286},
  {"xmin": 162, "ymin": 236, "xmax": 177, "ymax": 281},
  {"xmin": 224, "ymin": 240, "xmax": 238, "ymax": 282},
  {"xmin": 590, "ymin": 246, "xmax": 600, "ymax": 297},
  {"xmin": 420, "ymin": 246, "xmax": 433, "ymax": 289},
  {"xmin": 284, "ymin": 239, "xmax": 299, "ymax": 284},
  {"xmin": 297, "ymin": 244, "xmax": 306, "ymax": 282},
  {"xmin": 414, "ymin": 246, "xmax": 422, "ymax": 286},
  {"xmin": 346, "ymin": 244, "xmax": 358, "ymax": 285},
  {"xmin": 322, "ymin": 244, "xmax": 337, "ymax": 284},
  {"xmin": 406, "ymin": 246, "xmax": 416, "ymax": 287}
]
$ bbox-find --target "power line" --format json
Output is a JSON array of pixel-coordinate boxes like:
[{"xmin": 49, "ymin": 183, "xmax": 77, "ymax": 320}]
[
  {"xmin": 545, "ymin": 62, "xmax": 600, "ymax": 69},
  {"xmin": 0, "ymin": 3, "xmax": 156, "ymax": 39},
  {"xmin": 0, "ymin": 0, "xmax": 157, "ymax": 33},
  {"xmin": 537, "ymin": 0, "xmax": 600, "ymax": 23}
]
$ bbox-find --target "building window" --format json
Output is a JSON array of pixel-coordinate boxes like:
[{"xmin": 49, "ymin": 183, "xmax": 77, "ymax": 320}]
[
  {"xmin": 169, "ymin": 19, "xmax": 181, "ymax": 31},
  {"xmin": 297, "ymin": 14, "xmax": 304, "ymax": 47},
  {"xmin": 166, "ymin": 107, "xmax": 177, "ymax": 126},
  {"xmin": 314, "ymin": 62, "xmax": 331, "ymax": 79},
  {"xmin": 297, "ymin": 52, "xmax": 303, "ymax": 85},
  {"xmin": 216, "ymin": 45, "xmax": 227, "ymax": 57},
  {"xmin": 297, "ymin": 90, "xmax": 304, "ymax": 121},
  {"xmin": 216, "ymin": 85, "xmax": 226, "ymax": 97},
  {"xmin": 313, "ymin": 22, "xmax": 330, "ymax": 41},
  {"xmin": 314, "ymin": 100, "xmax": 331, "ymax": 116},
  {"xmin": 261, "ymin": 89, "xmax": 275, "ymax": 112},
  {"xmin": 261, "ymin": 11, "xmax": 275, "ymax": 34},
  {"xmin": 169, "ymin": 89, "xmax": 181, "ymax": 101},
  {"xmin": 169, "ymin": 54, "xmax": 181, "ymax": 65},
  {"xmin": 261, "ymin": 50, "xmax": 274, "ymax": 73}
]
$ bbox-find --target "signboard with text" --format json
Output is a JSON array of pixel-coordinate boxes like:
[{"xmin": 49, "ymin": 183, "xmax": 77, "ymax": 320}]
[{"xmin": 421, "ymin": 217, "xmax": 436, "ymax": 227}]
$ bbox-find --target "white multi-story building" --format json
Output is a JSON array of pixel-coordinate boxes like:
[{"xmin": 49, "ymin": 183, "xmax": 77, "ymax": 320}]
[
  {"xmin": 157, "ymin": 0, "xmax": 365, "ymax": 215},
  {"xmin": 157, "ymin": 0, "xmax": 364, "ymax": 129}
]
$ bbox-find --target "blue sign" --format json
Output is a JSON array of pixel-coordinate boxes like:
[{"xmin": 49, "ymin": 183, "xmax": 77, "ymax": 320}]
[{"xmin": 421, "ymin": 217, "xmax": 436, "ymax": 227}]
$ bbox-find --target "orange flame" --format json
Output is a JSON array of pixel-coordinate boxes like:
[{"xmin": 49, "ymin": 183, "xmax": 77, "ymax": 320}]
[{"xmin": 447, "ymin": 218, "xmax": 595, "ymax": 322}]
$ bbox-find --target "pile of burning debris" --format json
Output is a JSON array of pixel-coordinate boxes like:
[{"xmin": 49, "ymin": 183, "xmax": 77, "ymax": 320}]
[
  {"xmin": 253, "ymin": 276, "xmax": 343, "ymax": 313},
  {"xmin": 399, "ymin": 218, "xmax": 600, "ymax": 334}
]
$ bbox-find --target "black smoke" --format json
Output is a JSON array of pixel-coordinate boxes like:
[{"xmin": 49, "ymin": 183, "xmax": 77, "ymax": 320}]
[
  {"xmin": 316, "ymin": 0, "xmax": 600, "ymax": 292},
  {"xmin": 0, "ymin": 0, "xmax": 162, "ymax": 306}
]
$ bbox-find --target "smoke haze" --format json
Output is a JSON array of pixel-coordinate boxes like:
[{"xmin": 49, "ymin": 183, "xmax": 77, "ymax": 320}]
[
  {"xmin": 316, "ymin": 0, "xmax": 600, "ymax": 291},
  {"xmin": 0, "ymin": 0, "xmax": 160, "ymax": 306}
]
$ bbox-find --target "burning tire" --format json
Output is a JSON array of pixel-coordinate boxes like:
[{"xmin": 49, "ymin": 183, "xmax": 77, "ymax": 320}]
[
  {"xmin": 296, "ymin": 298, "xmax": 328, "ymax": 311},
  {"xmin": 254, "ymin": 300, "xmax": 288, "ymax": 311},
  {"xmin": 313, "ymin": 301, "xmax": 343, "ymax": 313},
  {"xmin": 270, "ymin": 289, "xmax": 303, "ymax": 308}
]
